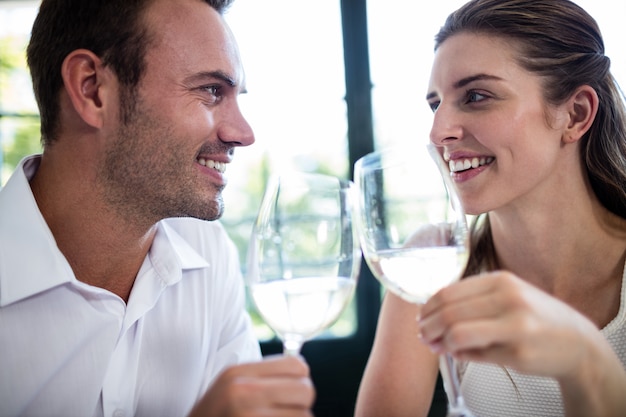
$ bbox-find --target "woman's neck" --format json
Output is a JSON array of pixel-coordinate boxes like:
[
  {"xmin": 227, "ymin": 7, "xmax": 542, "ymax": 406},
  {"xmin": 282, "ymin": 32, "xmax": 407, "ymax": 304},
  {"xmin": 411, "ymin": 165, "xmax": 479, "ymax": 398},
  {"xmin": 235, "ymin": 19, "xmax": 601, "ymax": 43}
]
[{"xmin": 488, "ymin": 193, "xmax": 626, "ymax": 327}]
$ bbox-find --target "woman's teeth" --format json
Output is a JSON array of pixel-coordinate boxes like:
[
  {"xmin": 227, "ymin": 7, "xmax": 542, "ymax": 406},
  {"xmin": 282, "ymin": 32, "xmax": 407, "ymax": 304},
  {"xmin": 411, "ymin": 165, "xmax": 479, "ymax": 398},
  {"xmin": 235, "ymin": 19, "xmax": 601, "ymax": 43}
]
[
  {"xmin": 449, "ymin": 156, "xmax": 494, "ymax": 173},
  {"xmin": 197, "ymin": 157, "xmax": 226, "ymax": 173}
]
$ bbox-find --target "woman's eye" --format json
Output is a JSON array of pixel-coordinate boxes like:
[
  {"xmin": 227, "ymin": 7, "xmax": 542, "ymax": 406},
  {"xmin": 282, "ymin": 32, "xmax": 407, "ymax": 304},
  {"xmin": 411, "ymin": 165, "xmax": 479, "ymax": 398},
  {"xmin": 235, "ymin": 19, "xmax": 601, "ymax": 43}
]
[
  {"xmin": 428, "ymin": 101, "xmax": 440, "ymax": 113},
  {"xmin": 466, "ymin": 90, "xmax": 487, "ymax": 103}
]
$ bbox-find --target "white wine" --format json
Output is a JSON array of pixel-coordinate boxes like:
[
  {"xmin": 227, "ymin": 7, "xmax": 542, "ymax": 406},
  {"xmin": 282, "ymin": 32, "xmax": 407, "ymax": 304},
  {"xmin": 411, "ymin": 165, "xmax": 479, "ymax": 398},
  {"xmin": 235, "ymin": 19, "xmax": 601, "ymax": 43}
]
[
  {"xmin": 367, "ymin": 246, "xmax": 468, "ymax": 304},
  {"xmin": 250, "ymin": 276, "xmax": 356, "ymax": 342}
]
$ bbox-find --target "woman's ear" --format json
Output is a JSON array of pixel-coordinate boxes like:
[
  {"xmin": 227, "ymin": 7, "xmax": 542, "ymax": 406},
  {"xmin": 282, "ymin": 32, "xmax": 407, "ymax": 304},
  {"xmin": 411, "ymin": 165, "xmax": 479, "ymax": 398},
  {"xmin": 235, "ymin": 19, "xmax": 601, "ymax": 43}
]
[
  {"xmin": 562, "ymin": 85, "xmax": 599, "ymax": 143},
  {"xmin": 61, "ymin": 49, "xmax": 114, "ymax": 129}
]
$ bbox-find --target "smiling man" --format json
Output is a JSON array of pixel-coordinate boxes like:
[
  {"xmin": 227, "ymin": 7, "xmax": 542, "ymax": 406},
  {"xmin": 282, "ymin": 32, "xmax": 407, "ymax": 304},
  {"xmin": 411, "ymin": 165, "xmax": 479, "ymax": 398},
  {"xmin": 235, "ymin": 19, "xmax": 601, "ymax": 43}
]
[{"xmin": 0, "ymin": 0, "xmax": 314, "ymax": 416}]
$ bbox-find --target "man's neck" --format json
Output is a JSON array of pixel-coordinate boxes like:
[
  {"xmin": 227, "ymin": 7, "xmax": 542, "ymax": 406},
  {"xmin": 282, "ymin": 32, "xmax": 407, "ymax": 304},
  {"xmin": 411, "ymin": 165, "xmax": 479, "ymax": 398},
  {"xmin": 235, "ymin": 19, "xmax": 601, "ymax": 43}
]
[{"xmin": 30, "ymin": 154, "xmax": 158, "ymax": 303}]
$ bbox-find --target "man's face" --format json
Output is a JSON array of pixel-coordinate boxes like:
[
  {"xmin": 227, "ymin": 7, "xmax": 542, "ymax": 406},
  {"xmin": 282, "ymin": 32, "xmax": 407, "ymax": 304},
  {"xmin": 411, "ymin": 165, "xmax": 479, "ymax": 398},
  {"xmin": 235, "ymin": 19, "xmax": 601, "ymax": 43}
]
[{"xmin": 100, "ymin": 0, "xmax": 255, "ymax": 225}]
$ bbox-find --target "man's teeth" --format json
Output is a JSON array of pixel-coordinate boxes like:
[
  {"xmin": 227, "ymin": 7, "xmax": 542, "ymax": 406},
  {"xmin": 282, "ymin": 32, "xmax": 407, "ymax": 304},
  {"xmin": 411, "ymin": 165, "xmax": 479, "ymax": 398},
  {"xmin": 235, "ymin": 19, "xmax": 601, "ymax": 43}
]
[
  {"xmin": 449, "ymin": 157, "xmax": 494, "ymax": 173},
  {"xmin": 197, "ymin": 157, "xmax": 226, "ymax": 173}
]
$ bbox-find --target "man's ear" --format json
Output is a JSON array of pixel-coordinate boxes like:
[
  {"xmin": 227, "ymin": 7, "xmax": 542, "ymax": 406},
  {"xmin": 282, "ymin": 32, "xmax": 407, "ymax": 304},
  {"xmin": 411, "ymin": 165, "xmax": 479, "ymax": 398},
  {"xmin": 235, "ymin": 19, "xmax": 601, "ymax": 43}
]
[
  {"xmin": 562, "ymin": 85, "xmax": 599, "ymax": 144},
  {"xmin": 61, "ymin": 49, "xmax": 114, "ymax": 129}
]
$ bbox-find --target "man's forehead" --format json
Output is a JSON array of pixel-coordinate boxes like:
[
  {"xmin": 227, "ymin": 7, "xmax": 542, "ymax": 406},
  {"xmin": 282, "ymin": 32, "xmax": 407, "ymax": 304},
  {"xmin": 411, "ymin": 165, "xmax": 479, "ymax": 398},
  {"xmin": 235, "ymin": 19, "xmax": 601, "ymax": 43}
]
[{"xmin": 140, "ymin": 0, "xmax": 245, "ymax": 91}]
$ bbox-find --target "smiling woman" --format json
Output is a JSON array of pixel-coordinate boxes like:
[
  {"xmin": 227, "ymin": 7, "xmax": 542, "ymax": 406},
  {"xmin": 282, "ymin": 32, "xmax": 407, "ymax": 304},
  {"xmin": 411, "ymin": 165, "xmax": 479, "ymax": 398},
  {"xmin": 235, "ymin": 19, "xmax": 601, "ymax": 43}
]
[{"xmin": 358, "ymin": 1, "xmax": 626, "ymax": 417}]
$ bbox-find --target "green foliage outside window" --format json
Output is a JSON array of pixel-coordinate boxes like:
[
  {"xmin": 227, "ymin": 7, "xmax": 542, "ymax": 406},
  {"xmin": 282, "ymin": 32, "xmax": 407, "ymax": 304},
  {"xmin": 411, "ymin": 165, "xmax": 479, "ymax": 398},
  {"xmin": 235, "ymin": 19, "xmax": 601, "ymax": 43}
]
[{"xmin": 0, "ymin": 35, "xmax": 42, "ymax": 184}]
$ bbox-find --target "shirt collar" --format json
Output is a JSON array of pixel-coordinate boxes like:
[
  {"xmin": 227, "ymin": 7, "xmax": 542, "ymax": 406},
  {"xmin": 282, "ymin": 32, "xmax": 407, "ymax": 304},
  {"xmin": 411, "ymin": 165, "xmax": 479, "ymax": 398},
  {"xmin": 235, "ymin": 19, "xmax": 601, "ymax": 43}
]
[
  {"xmin": 0, "ymin": 155, "xmax": 74, "ymax": 307},
  {"xmin": 149, "ymin": 221, "xmax": 210, "ymax": 287},
  {"xmin": 0, "ymin": 155, "xmax": 210, "ymax": 307}
]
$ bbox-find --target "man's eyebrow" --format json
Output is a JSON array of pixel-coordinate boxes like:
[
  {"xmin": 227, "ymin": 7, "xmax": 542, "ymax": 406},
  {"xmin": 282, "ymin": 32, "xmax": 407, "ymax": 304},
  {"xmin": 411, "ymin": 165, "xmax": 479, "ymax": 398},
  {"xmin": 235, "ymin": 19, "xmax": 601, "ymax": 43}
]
[
  {"xmin": 426, "ymin": 73, "xmax": 503, "ymax": 101},
  {"xmin": 184, "ymin": 70, "xmax": 237, "ymax": 88}
]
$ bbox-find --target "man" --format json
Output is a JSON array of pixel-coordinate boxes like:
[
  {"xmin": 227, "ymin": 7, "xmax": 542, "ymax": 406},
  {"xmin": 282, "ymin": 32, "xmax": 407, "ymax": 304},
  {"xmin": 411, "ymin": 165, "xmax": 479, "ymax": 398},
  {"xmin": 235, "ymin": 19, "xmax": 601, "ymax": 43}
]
[{"xmin": 0, "ymin": 0, "xmax": 314, "ymax": 416}]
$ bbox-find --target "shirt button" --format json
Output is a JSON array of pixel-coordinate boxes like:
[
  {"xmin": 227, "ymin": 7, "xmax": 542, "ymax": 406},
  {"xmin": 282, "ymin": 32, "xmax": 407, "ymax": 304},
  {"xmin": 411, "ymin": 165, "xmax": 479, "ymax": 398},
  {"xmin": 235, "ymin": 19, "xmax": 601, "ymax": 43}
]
[{"xmin": 113, "ymin": 410, "xmax": 125, "ymax": 417}]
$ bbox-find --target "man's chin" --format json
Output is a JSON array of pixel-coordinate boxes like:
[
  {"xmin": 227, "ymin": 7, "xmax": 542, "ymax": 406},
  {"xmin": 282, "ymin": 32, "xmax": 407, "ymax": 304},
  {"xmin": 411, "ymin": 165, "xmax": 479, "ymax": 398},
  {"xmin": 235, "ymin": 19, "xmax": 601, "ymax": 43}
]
[
  {"xmin": 167, "ymin": 198, "xmax": 223, "ymax": 222},
  {"xmin": 196, "ymin": 199, "xmax": 224, "ymax": 221}
]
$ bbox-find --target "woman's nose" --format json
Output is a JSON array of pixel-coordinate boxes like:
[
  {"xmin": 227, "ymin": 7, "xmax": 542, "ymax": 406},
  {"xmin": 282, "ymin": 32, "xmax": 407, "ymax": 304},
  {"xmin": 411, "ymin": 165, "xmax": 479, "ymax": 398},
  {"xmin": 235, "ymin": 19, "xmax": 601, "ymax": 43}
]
[{"xmin": 429, "ymin": 103, "xmax": 462, "ymax": 146}]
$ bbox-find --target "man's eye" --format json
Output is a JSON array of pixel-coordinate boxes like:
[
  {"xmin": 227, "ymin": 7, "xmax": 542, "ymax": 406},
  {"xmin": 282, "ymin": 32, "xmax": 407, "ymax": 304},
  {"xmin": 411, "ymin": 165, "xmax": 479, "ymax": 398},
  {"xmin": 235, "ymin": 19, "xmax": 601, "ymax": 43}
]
[
  {"xmin": 199, "ymin": 85, "xmax": 222, "ymax": 104},
  {"xmin": 428, "ymin": 101, "xmax": 440, "ymax": 113}
]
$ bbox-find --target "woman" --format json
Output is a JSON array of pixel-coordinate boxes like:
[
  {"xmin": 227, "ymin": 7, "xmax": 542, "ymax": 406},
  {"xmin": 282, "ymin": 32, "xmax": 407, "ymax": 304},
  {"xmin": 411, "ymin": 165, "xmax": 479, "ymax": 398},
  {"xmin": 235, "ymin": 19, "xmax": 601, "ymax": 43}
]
[{"xmin": 355, "ymin": 1, "xmax": 626, "ymax": 416}]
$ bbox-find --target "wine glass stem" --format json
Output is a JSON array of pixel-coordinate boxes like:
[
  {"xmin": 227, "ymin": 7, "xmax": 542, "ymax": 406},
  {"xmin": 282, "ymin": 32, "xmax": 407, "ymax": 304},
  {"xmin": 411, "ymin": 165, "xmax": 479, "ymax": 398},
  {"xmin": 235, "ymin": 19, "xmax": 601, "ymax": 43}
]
[
  {"xmin": 283, "ymin": 339, "xmax": 303, "ymax": 356},
  {"xmin": 439, "ymin": 353, "xmax": 475, "ymax": 417}
]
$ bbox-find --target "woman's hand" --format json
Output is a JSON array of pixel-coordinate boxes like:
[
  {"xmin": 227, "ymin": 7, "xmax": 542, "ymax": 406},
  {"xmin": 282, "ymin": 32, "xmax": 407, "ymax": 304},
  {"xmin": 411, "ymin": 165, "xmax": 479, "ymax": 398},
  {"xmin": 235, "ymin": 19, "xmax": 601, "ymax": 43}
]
[
  {"xmin": 417, "ymin": 271, "xmax": 626, "ymax": 416},
  {"xmin": 417, "ymin": 271, "xmax": 598, "ymax": 378},
  {"xmin": 189, "ymin": 355, "xmax": 315, "ymax": 417}
]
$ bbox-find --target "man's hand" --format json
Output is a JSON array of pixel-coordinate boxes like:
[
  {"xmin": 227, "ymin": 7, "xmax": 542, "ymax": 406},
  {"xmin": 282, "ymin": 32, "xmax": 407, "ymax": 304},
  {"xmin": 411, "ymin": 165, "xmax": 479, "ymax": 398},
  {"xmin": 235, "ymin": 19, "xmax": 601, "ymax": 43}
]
[{"xmin": 189, "ymin": 355, "xmax": 315, "ymax": 417}]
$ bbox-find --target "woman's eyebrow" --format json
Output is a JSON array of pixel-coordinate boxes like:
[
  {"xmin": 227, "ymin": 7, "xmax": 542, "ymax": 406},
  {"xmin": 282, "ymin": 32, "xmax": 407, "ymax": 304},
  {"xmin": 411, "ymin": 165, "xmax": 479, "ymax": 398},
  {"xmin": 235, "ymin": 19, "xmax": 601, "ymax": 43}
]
[
  {"xmin": 454, "ymin": 73, "xmax": 502, "ymax": 89},
  {"xmin": 426, "ymin": 73, "xmax": 503, "ymax": 101}
]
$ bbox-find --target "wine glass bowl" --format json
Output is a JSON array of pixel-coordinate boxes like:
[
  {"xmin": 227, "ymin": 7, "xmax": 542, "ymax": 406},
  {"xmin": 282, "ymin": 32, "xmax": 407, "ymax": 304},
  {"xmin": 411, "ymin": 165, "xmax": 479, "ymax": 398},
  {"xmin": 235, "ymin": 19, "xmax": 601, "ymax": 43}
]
[
  {"xmin": 354, "ymin": 145, "xmax": 474, "ymax": 417},
  {"xmin": 246, "ymin": 172, "xmax": 361, "ymax": 356},
  {"xmin": 355, "ymin": 145, "xmax": 469, "ymax": 304}
]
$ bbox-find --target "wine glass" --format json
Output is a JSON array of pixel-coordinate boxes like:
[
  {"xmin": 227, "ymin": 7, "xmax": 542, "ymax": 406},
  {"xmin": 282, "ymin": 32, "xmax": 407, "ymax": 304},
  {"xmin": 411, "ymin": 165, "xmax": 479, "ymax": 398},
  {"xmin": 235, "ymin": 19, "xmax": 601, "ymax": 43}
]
[
  {"xmin": 246, "ymin": 172, "xmax": 361, "ymax": 356},
  {"xmin": 354, "ymin": 144, "xmax": 475, "ymax": 417}
]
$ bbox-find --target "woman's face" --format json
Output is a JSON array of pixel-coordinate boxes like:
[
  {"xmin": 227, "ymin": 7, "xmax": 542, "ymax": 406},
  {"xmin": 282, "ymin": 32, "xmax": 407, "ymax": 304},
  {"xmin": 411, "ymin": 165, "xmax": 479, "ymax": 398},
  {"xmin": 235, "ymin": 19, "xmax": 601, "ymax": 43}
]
[{"xmin": 426, "ymin": 32, "xmax": 572, "ymax": 216}]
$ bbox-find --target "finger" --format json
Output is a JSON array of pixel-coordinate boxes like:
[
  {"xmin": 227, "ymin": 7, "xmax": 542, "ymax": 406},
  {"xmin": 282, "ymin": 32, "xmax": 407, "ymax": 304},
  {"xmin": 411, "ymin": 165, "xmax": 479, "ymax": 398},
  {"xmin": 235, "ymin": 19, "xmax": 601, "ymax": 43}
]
[
  {"xmin": 418, "ymin": 288, "xmax": 506, "ymax": 344},
  {"xmin": 232, "ymin": 374, "xmax": 315, "ymax": 409},
  {"xmin": 440, "ymin": 318, "xmax": 510, "ymax": 354},
  {"xmin": 420, "ymin": 271, "xmax": 500, "ymax": 319},
  {"xmin": 266, "ymin": 377, "xmax": 316, "ymax": 408},
  {"xmin": 432, "ymin": 308, "xmax": 535, "ymax": 360},
  {"xmin": 228, "ymin": 355, "xmax": 310, "ymax": 379},
  {"xmin": 419, "ymin": 318, "xmax": 496, "ymax": 355}
]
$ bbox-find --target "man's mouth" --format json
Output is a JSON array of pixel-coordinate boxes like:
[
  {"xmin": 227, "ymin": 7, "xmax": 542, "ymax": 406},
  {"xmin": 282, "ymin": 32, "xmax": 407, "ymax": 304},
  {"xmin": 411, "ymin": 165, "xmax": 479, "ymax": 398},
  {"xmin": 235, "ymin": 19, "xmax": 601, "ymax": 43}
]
[
  {"xmin": 197, "ymin": 157, "xmax": 227, "ymax": 173},
  {"xmin": 448, "ymin": 156, "xmax": 494, "ymax": 173}
]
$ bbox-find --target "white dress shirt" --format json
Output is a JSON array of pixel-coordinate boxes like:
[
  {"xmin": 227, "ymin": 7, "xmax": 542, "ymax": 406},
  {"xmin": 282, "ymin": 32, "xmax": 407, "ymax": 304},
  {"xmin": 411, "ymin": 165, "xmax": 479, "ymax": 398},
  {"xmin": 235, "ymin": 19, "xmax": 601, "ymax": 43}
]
[{"xmin": 0, "ymin": 155, "xmax": 262, "ymax": 417}]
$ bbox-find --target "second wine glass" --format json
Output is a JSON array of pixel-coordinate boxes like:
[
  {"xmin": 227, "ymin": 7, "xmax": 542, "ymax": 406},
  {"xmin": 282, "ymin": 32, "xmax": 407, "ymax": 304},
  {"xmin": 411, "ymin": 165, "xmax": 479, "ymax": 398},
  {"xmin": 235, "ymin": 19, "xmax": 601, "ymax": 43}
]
[
  {"xmin": 354, "ymin": 144, "xmax": 474, "ymax": 417},
  {"xmin": 246, "ymin": 172, "xmax": 361, "ymax": 356}
]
